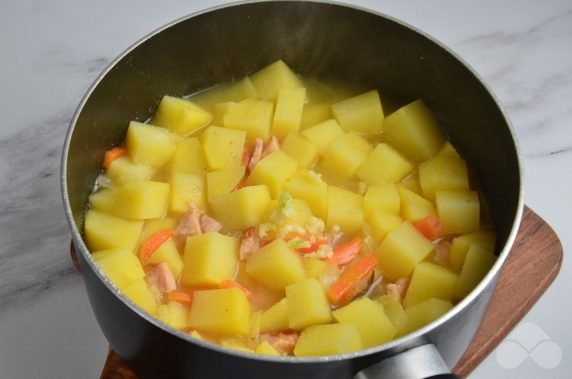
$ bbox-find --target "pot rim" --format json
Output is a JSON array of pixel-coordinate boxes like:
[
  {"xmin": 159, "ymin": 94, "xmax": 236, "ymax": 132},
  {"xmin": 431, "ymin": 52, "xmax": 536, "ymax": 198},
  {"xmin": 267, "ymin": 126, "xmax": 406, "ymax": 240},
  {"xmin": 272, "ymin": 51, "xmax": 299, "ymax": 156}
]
[{"xmin": 61, "ymin": 0, "xmax": 524, "ymax": 364}]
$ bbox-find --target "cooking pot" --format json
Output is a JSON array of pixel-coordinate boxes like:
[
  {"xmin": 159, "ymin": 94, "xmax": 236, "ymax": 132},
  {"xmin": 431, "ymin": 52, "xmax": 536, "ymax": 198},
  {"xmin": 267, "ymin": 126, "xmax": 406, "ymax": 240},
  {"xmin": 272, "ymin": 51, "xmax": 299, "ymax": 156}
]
[{"xmin": 61, "ymin": 1, "xmax": 523, "ymax": 378}]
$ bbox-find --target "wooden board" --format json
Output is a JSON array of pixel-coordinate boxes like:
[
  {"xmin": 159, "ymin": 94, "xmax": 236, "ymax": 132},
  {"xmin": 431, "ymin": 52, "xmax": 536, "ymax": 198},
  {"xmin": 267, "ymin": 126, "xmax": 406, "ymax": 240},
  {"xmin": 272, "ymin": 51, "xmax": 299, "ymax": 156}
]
[{"xmin": 96, "ymin": 206, "xmax": 563, "ymax": 379}]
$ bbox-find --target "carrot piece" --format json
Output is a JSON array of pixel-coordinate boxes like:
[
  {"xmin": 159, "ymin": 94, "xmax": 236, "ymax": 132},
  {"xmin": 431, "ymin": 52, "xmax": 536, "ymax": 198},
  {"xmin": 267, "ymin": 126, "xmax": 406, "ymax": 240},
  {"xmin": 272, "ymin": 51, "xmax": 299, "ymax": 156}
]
[
  {"xmin": 327, "ymin": 254, "xmax": 378, "ymax": 305},
  {"xmin": 103, "ymin": 146, "xmax": 127, "ymax": 169},
  {"xmin": 297, "ymin": 238, "xmax": 327, "ymax": 254},
  {"xmin": 221, "ymin": 280, "xmax": 253, "ymax": 300},
  {"xmin": 166, "ymin": 290, "xmax": 193, "ymax": 305},
  {"xmin": 330, "ymin": 238, "xmax": 362, "ymax": 265},
  {"xmin": 242, "ymin": 146, "xmax": 253, "ymax": 166},
  {"xmin": 139, "ymin": 229, "xmax": 173, "ymax": 262},
  {"xmin": 414, "ymin": 215, "xmax": 442, "ymax": 240}
]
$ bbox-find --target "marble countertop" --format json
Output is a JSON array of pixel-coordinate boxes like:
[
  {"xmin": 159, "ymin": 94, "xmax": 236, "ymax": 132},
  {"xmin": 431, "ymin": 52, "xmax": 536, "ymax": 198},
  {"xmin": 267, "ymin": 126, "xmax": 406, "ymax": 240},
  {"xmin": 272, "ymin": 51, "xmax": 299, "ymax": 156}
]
[{"xmin": 1, "ymin": 0, "xmax": 570, "ymax": 378}]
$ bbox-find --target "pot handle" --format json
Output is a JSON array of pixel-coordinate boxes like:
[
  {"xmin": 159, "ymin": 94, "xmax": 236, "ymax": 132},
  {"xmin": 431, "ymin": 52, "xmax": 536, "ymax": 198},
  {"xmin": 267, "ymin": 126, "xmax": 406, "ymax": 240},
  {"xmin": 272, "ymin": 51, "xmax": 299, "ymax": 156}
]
[{"xmin": 354, "ymin": 344, "xmax": 460, "ymax": 379}]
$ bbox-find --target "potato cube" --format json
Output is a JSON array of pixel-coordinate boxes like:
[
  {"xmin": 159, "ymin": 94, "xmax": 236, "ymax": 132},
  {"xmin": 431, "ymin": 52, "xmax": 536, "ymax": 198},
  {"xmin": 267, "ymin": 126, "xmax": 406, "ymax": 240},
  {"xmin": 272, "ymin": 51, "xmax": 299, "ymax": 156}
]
[
  {"xmin": 200, "ymin": 126, "xmax": 245, "ymax": 170},
  {"xmin": 122, "ymin": 278, "xmax": 157, "ymax": 315},
  {"xmin": 220, "ymin": 339, "xmax": 254, "ymax": 353},
  {"xmin": 294, "ymin": 324, "xmax": 363, "ymax": 356},
  {"xmin": 139, "ymin": 217, "xmax": 177, "ymax": 243},
  {"xmin": 301, "ymin": 102, "xmax": 332, "ymax": 129},
  {"xmin": 181, "ymin": 232, "xmax": 239, "ymax": 287},
  {"xmin": 85, "ymin": 210, "xmax": 143, "ymax": 253},
  {"xmin": 397, "ymin": 186, "xmax": 436, "ymax": 223},
  {"xmin": 192, "ymin": 77, "xmax": 259, "ymax": 110},
  {"xmin": 260, "ymin": 298, "xmax": 289, "ymax": 333},
  {"xmin": 363, "ymin": 184, "xmax": 400, "ymax": 216},
  {"xmin": 250, "ymin": 60, "xmax": 304, "ymax": 101},
  {"xmin": 246, "ymin": 150, "xmax": 298, "ymax": 198},
  {"xmin": 272, "ymin": 88, "xmax": 306, "ymax": 139},
  {"xmin": 437, "ymin": 141, "xmax": 461, "ymax": 159},
  {"xmin": 301, "ymin": 119, "xmax": 344, "ymax": 156},
  {"xmin": 333, "ymin": 297, "xmax": 396, "ymax": 348},
  {"xmin": 356, "ymin": 143, "xmax": 413, "ymax": 185},
  {"xmin": 169, "ymin": 173, "xmax": 206, "ymax": 213},
  {"xmin": 206, "ymin": 165, "xmax": 246, "ymax": 203},
  {"xmin": 302, "ymin": 258, "xmax": 330, "ymax": 279},
  {"xmin": 210, "ymin": 185, "xmax": 271, "ymax": 231},
  {"xmin": 92, "ymin": 248, "xmax": 145, "ymax": 289},
  {"xmin": 327, "ymin": 186, "xmax": 364, "ymax": 234},
  {"xmin": 246, "ymin": 239, "xmax": 305, "ymax": 291},
  {"xmin": 113, "ymin": 181, "xmax": 170, "ymax": 220},
  {"xmin": 265, "ymin": 198, "xmax": 313, "ymax": 227},
  {"xmin": 398, "ymin": 298, "xmax": 453, "ymax": 336},
  {"xmin": 89, "ymin": 188, "xmax": 117, "ymax": 214},
  {"xmin": 376, "ymin": 295, "xmax": 408, "ymax": 333},
  {"xmin": 402, "ymin": 262, "xmax": 458, "ymax": 307},
  {"xmin": 331, "ymin": 90, "xmax": 384, "ymax": 134},
  {"xmin": 153, "ymin": 96, "xmax": 212, "ymax": 136},
  {"xmin": 212, "ymin": 101, "xmax": 238, "ymax": 126},
  {"xmin": 419, "ymin": 157, "xmax": 469, "ymax": 200},
  {"xmin": 224, "ymin": 99, "xmax": 274, "ymax": 142},
  {"xmin": 255, "ymin": 341, "xmax": 280, "ymax": 356},
  {"xmin": 126, "ymin": 121, "xmax": 177, "ymax": 168},
  {"xmin": 167, "ymin": 137, "xmax": 206, "ymax": 176},
  {"xmin": 375, "ymin": 222, "xmax": 434, "ymax": 280},
  {"xmin": 281, "ymin": 133, "xmax": 319, "ymax": 169},
  {"xmin": 145, "ymin": 238, "xmax": 183, "ymax": 278},
  {"xmin": 106, "ymin": 156, "xmax": 155, "ymax": 186},
  {"xmin": 436, "ymin": 190, "xmax": 480, "ymax": 235},
  {"xmin": 399, "ymin": 173, "xmax": 423, "ymax": 195},
  {"xmin": 384, "ymin": 100, "xmax": 445, "ymax": 161},
  {"xmin": 367, "ymin": 211, "xmax": 403, "ymax": 243},
  {"xmin": 286, "ymin": 278, "xmax": 332, "ymax": 330},
  {"xmin": 284, "ymin": 170, "xmax": 328, "ymax": 219},
  {"xmin": 319, "ymin": 133, "xmax": 372, "ymax": 182},
  {"xmin": 454, "ymin": 245, "xmax": 496, "ymax": 299},
  {"xmin": 157, "ymin": 301, "xmax": 190, "ymax": 330},
  {"xmin": 449, "ymin": 231, "xmax": 496, "ymax": 272},
  {"xmin": 188, "ymin": 288, "xmax": 251, "ymax": 335}
]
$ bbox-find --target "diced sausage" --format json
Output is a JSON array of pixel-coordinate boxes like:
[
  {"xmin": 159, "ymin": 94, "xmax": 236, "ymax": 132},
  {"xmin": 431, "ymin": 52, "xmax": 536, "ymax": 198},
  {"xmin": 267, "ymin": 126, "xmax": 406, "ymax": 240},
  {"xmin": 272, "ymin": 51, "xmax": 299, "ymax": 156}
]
[
  {"xmin": 248, "ymin": 138, "xmax": 264, "ymax": 172},
  {"xmin": 386, "ymin": 278, "xmax": 409, "ymax": 302},
  {"xmin": 433, "ymin": 239, "xmax": 451, "ymax": 266},
  {"xmin": 145, "ymin": 262, "xmax": 176, "ymax": 293},
  {"xmin": 239, "ymin": 227, "xmax": 260, "ymax": 261},
  {"xmin": 174, "ymin": 206, "xmax": 202, "ymax": 239},
  {"xmin": 200, "ymin": 214, "xmax": 222, "ymax": 233}
]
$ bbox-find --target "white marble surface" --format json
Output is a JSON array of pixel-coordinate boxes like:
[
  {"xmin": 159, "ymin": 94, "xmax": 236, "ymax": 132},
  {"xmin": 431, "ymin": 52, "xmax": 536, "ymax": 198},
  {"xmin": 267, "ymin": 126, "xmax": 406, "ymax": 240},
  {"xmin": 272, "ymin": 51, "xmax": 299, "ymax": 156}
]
[{"xmin": 0, "ymin": 0, "xmax": 570, "ymax": 378}]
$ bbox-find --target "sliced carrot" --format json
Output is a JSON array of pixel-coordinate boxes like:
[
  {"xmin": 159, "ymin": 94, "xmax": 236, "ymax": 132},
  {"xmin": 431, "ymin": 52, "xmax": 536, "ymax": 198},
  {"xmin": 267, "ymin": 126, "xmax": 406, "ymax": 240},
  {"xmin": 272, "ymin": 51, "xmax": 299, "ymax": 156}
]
[
  {"xmin": 296, "ymin": 238, "xmax": 327, "ymax": 255},
  {"xmin": 102, "ymin": 146, "xmax": 127, "ymax": 169},
  {"xmin": 221, "ymin": 280, "xmax": 253, "ymax": 300},
  {"xmin": 242, "ymin": 146, "xmax": 253, "ymax": 167},
  {"xmin": 139, "ymin": 229, "xmax": 173, "ymax": 262},
  {"xmin": 329, "ymin": 238, "xmax": 362, "ymax": 266},
  {"xmin": 166, "ymin": 290, "xmax": 193, "ymax": 305},
  {"xmin": 414, "ymin": 215, "xmax": 442, "ymax": 240},
  {"xmin": 327, "ymin": 254, "xmax": 379, "ymax": 305}
]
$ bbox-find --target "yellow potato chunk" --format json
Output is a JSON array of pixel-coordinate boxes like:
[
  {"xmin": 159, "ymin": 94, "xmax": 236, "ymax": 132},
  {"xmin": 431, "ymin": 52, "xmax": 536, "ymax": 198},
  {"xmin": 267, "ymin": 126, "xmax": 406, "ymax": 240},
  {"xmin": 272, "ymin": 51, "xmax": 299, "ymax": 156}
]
[
  {"xmin": 272, "ymin": 88, "xmax": 306, "ymax": 139},
  {"xmin": 224, "ymin": 99, "xmax": 274, "ymax": 142},
  {"xmin": 301, "ymin": 102, "xmax": 332, "ymax": 129},
  {"xmin": 145, "ymin": 238, "xmax": 183, "ymax": 278},
  {"xmin": 246, "ymin": 150, "xmax": 298, "ymax": 198},
  {"xmin": 250, "ymin": 60, "xmax": 304, "ymax": 101},
  {"xmin": 126, "ymin": 121, "xmax": 177, "ymax": 168},
  {"xmin": 113, "ymin": 181, "xmax": 170, "ymax": 220},
  {"xmin": 302, "ymin": 258, "xmax": 329, "ymax": 279},
  {"xmin": 375, "ymin": 222, "xmax": 434, "ymax": 280},
  {"xmin": 139, "ymin": 217, "xmax": 177, "ymax": 243},
  {"xmin": 92, "ymin": 248, "xmax": 145, "ymax": 289},
  {"xmin": 106, "ymin": 156, "xmax": 155, "ymax": 186},
  {"xmin": 284, "ymin": 170, "xmax": 328, "ymax": 219},
  {"xmin": 181, "ymin": 232, "xmax": 239, "ymax": 287},
  {"xmin": 301, "ymin": 119, "xmax": 344, "ymax": 156},
  {"xmin": 89, "ymin": 188, "xmax": 116, "ymax": 214},
  {"xmin": 85, "ymin": 210, "xmax": 143, "ymax": 253},
  {"xmin": 367, "ymin": 211, "xmax": 403, "ymax": 243},
  {"xmin": 255, "ymin": 341, "xmax": 280, "ymax": 356},
  {"xmin": 319, "ymin": 133, "xmax": 372, "ymax": 182},
  {"xmin": 206, "ymin": 166, "xmax": 246, "ymax": 203},
  {"xmin": 437, "ymin": 141, "xmax": 461, "ymax": 159},
  {"xmin": 397, "ymin": 186, "xmax": 436, "ymax": 223},
  {"xmin": 122, "ymin": 278, "xmax": 157, "ymax": 315},
  {"xmin": 200, "ymin": 126, "xmax": 245, "ymax": 170},
  {"xmin": 169, "ymin": 173, "xmax": 206, "ymax": 213},
  {"xmin": 376, "ymin": 295, "xmax": 408, "ymax": 333},
  {"xmin": 192, "ymin": 77, "xmax": 259, "ymax": 110},
  {"xmin": 436, "ymin": 190, "xmax": 480, "ymax": 235},
  {"xmin": 454, "ymin": 245, "xmax": 496, "ymax": 299},
  {"xmin": 356, "ymin": 143, "xmax": 413, "ymax": 185},
  {"xmin": 286, "ymin": 278, "xmax": 332, "ymax": 330},
  {"xmin": 246, "ymin": 239, "xmax": 305, "ymax": 291},
  {"xmin": 333, "ymin": 297, "xmax": 396, "ymax": 348},
  {"xmin": 362, "ymin": 184, "xmax": 400, "ymax": 216},
  {"xmin": 449, "ymin": 231, "xmax": 496, "ymax": 272},
  {"xmin": 419, "ymin": 157, "xmax": 469, "ymax": 200},
  {"xmin": 399, "ymin": 173, "xmax": 423, "ymax": 195},
  {"xmin": 260, "ymin": 298, "xmax": 289, "ymax": 333},
  {"xmin": 384, "ymin": 100, "xmax": 445, "ymax": 161},
  {"xmin": 153, "ymin": 96, "xmax": 212, "ymax": 136},
  {"xmin": 331, "ymin": 90, "xmax": 384, "ymax": 134},
  {"xmin": 157, "ymin": 301, "xmax": 190, "ymax": 330},
  {"xmin": 265, "ymin": 198, "xmax": 313, "ymax": 227},
  {"xmin": 294, "ymin": 324, "xmax": 363, "ymax": 357},
  {"xmin": 167, "ymin": 137, "xmax": 206, "ymax": 176},
  {"xmin": 398, "ymin": 298, "xmax": 453, "ymax": 337},
  {"xmin": 326, "ymin": 186, "xmax": 364, "ymax": 234},
  {"xmin": 403, "ymin": 262, "xmax": 458, "ymax": 308},
  {"xmin": 281, "ymin": 133, "xmax": 319, "ymax": 169},
  {"xmin": 212, "ymin": 101, "xmax": 238, "ymax": 126},
  {"xmin": 188, "ymin": 288, "xmax": 251, "ymax": 335},
  {"xmin": 210, "ymin": 185, "xmax": 271, "ymax": 231}
]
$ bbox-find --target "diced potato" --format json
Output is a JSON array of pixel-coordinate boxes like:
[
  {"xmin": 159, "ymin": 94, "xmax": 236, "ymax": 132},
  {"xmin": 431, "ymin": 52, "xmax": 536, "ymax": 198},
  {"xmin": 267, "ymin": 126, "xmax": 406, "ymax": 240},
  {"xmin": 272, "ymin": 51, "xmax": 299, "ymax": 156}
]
[
  {"xmin": 188, "ymin": 288, "xmax": 251, "ymax": 335},
  {"xmin": 419, "ymin": 157, "xmax": 469, "ymax": 200},
  {"xmin": 153, "ymin": 96, "xmax": 212, "ymax": 136},
  {"xmin": 286, "ymin": 278, "xmax": 332, "ymax": 330},
  {"xmin": 169, "ymin": 173, "xmax": 206, "ymax": 213},
  {"xmin": 246, "ymin": 239, "xmax": 305, "ymax": 291},
  {"xmin": 106, "ymin": 156, "xmax": 155, "ymax": 186},
  {"xmin": 255, "ymin": 341, "xmax": 280, "ymax": 356},
  {"xmin": 437, "ymin": 141, "xmax": 461, "ymax": 159},
  {"xmin": 265, "ymin": 198, "xmax": 313, "ymax": 227},
  {"xmin": 85, "ymin": 210, "xmax": 144, "ymax": 253},
  {"xmin": 293, "ymin": 324, "xmax": 363, "ymax": 356},
  {"xmin": 246, "ymin": 150, "xmax": 298, "ymax": 198},
  {"xmin": 436, "ymin": 190, "xmax": 480, "ymax": 235},
  {"xmin": 331, "ymin": 90, "xmax": 384, "ymax": 134},
  {"xmin": 89, "ymin": 188, "xmax": 116, "ymax": 214},
  {"xmin": 454, "ymin": 245, "xmax": 496, "ymax": 299},
  {"xmin": 397, "ymin": 186, "xmax": 436, "ymax": 223},
  {"xmin": 126, "ymin": 121, "xmax": 177, "ymax": 168},
  {"xmin": 192, "ymin": 77, "xmax": 259, "ymax": 110},
  {"xmin": 181, "ymin": 232, "xmax": 238, "ymax": 287},
  {"xmin": 398, "ymin": 298, "xmax": 453, "ymax": 336},
  {"xmin": 92, "ymin": 248, "xmax": 145, "ymax": 289},
  {"xmin": 272, "ymin": 88, "xmax": 306, "ymax": 139},
  {"xmin": 376, "ymin": 295, "xmax": 408, "ymax": 333},
  {"xmin": 206, "ymin": 166, "xmax": 246, "ymax": 203},
  {"xmin": 260, "ymin": 298, "xmax": 289, "ymax": 333},
  {"xmin": 367, "ymin": 211, "xmax": 403, "ymax": 243},
  {"xmin": 281, "ymin": 133, "xmax": 319, "ymax": 169},
  {"xmin": 250, "ymin": 60, "xmax": 304, "ymax": 101},
  {"xmin": 301, "ymin": 103, "xmax": 332, "ymax": 129},
  {"xmin": 375, "ymin": 222, "xmax": 434, "ymax": 280},
  {"xmin": 284, "ymin": 170, "xmax": 328, "ymax": 220},
  {"xmin": 122, "ymin": 278, "xmax": 157, "ymax": 315},
  {"xmin": 319, "ymin": 133, "xmax": 372, "ymax": 182},
  {"xmin": 212, "ymin": 101, "xmax": 237, "ymax": 126},
  {"xmin": 302, "ymin": 258, "xmax": 329, "ymax": 279},
  {"xmin": 356, "ymin": 143, "xmax": 413, "ymax": 185},
  {"xmin": 399, "ymin": 173, "xmax": 423, "ymax": 195},
  {"xmin": 333, "ymin": 297, "xmax": 396, "ymax": 348},
  {"xmin": 403, "ymin": 262, "xmax": 458, "ymax": 307},
  {"xmin": 362, "ymin": 184, "xmax": 400, "ymax": 216},
  {"xmin": 200, "ymin": 126, "xmax": 245, "ymax": 170},
  {"xmin": 384, "ymin": 100, "xmax": 445, "ymax": 161},
  {"xmin": 221, "ymin": 339, "xmax": 254, "ymax": 353},
  {"xmin": 139, "ymin": 217, "xmax": 177, "ymax": 243},
  {"xmin": 145, "ymin": 238, "xmax": 183, "ymax": 278},
  {"xmin": 326, "ymin": 186, "xmax": 364, "ymax": 235},
  {"xmin": 210, "ymin": 185, "xmax": 271, "ymax": 231},
  {"xmin": 113, "ymin": 181, "xmax": 170, "ymax": 220},
  {"xmin": 157, "ymin": 301, "xmax": 190, "ymax": 330},
  {"xmin": 301, "ymin": 119, "xmax": 344, "ymax": 156},
  {"xmin": 224, "ymin": 99, "xmax": 274, "ymax": 142},
  {"xmin": 449, "ymin": 231, "xmax": 496, "ymax": 272},
  {"xmin": 167, "ymin": 137, "xmax": 206, "ymax": 176}
]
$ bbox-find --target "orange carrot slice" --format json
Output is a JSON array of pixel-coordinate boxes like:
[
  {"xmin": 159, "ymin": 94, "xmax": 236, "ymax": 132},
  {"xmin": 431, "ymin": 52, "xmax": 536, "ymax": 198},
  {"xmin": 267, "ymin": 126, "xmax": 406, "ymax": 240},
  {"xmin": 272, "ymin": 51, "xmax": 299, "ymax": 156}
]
[
  {"xmin": 139, "ymin": 229, "xmax": 173, "ymax": 263},
  {"xmin": 102, "ymin": 147, "xmax": 127, "ymax": 169},
  {"xmin": 166, "ymin": 290, "xmax": 193, "ymax": 305},
  {"xmin": 329, "ymin": 238, "xmax": 362, "ymax": 266},
  {"xmin": 414, "ymin": 215, "xmax": 442, "ymax": 240},
  {"xmin": 327, "ymin": 254, "xmax": 378, "ymax": 305}
]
